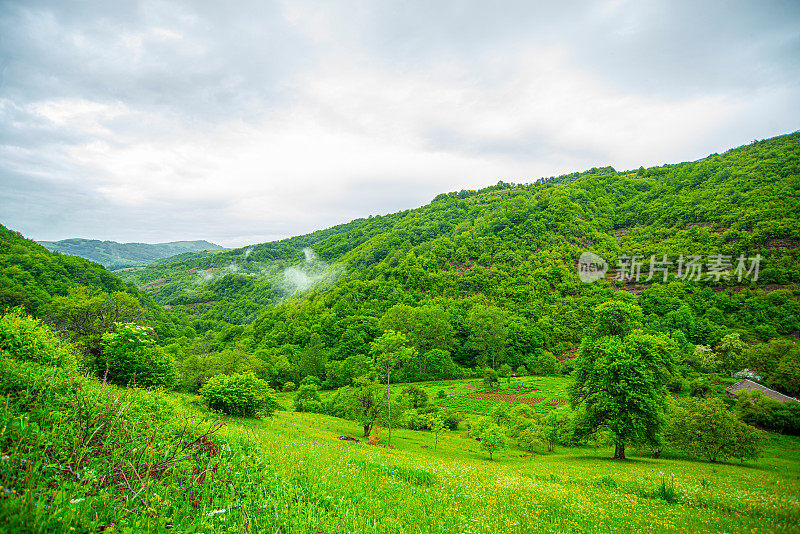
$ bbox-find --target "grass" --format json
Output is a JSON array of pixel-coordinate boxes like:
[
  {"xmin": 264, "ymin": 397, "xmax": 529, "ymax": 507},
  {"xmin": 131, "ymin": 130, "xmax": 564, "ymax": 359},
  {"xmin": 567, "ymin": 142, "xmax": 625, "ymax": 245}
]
[
  {"xmin": 2, "ymin": 363, "xmax": 799, "ymax": 533},
  {"xmin": 277, "ymin": 376, "xmax": 573, "ymax": 417}
]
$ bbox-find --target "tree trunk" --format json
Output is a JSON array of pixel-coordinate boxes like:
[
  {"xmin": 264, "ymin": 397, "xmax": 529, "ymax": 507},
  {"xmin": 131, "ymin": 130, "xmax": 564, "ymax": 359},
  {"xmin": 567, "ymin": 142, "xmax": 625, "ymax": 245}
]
[
  {"xmin": 614, "ymin": 443, "xmax": 626, "ymax": 460},
  {"xmin": 387, "ymin": 366, "xmax": 391, "ymax": 448},
  {"xmin": 364, "ymin": 424, "xmax": 371, "ymax": 438}
]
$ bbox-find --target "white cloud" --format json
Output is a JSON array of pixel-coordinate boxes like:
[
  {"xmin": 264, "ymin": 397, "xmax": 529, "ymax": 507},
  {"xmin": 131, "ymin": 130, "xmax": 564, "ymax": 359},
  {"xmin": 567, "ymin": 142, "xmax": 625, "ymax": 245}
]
[{"xmin": 1, "ymin": 1, "xmax": 798, "ymax": 247}]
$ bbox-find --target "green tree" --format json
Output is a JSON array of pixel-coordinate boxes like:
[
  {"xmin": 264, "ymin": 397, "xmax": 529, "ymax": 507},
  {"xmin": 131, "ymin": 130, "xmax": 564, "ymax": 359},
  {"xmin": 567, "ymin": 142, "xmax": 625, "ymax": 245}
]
[
  {"xmin": 425, "ymin": 412, "xmax": 447, "ymax": 450},
  {"xmin": 293, "ymin": 383, "xmax": 323, "ymax": 413},
  {"xmin": 299, "ymin": 332, "xmax": 328, "ymax": 381},
  {"xmin": 339, "ymin": 376, "xmax": 387, "ymax": 438},
  {"xmin": 480, "ymin": 425, "xmax": 507, "ymax": 460},
  {"xmin": 199, "ymin": 371, "xmax": 277, "ymax": 416},
  {"xmin": 717, "ymin": 333, "xmax": 745, "ymax": 372},
  {"xmin": 468, "ymin": 305, "xmax": 508, "ymax": 369},
  {"xmin": 666, "ymin": 397, "xmax": 762, "ymax": 462},
  {"xmin": 46, "ymin": 287, "xmax": 145, "ymax": 367},
  {"xmin": 371, "ymin": 330, "xmax": 415, "ymax": 447},
  {"xmin": 570, "ymin": 303, "xmax": 677, "ymax": 460}
]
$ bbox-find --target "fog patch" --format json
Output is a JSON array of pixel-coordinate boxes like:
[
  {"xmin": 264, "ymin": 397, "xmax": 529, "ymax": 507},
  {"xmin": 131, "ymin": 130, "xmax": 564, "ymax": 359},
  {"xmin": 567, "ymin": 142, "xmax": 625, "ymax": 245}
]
[{"xmin": 281, "ymin": 247, "xmax": 344, "ymax": 300}]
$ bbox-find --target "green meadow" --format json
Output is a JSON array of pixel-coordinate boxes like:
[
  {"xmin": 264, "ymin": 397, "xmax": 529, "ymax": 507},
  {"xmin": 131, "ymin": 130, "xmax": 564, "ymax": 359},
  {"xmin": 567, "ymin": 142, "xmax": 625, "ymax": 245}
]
[{"xmin": 3, "ymin": 364, "xmax": 798, "ymax": 534}]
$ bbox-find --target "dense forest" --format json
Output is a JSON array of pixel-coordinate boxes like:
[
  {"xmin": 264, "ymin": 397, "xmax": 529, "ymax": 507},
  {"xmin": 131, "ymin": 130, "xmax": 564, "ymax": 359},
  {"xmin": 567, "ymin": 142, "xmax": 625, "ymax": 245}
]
[
  {"xmin": 105, "ymin": 132, "xmax": 800, "ymax": 395},
  {"xmin": 3, "ymin": 132, "xmax": 799, "ymax": 397}
]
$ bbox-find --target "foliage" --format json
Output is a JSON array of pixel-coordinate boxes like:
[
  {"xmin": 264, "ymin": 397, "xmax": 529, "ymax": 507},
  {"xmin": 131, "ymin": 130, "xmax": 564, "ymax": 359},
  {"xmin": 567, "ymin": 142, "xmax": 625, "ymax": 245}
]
[
  {"xmin": 736, "ymin": 390, "xmax": 800, "ymax": 435},
  {"xmin": 483, "ymin": 367, "xmax": 499, "ymax": 386},
  {"xmin": 199, "ymin": 372, "xmax": 277, "ymax": 416},
  {"xmin": 0, "ymin": 310, "xmax": 76, "ymax": 368},
  {"xmin": 293, "ymin": 383, "xmax": 324, "ymax": 413},
  {"xmin": 689, "ymin": 378, "xmax": 713, "ymax": 397},
  {"xmin": 332, "ymin": 377, "xmax": 387, "ymax": 437},
  {"xmin": 570, "ymin": 302, "xmax": 678, "ymax": 459},
  {"xmin": 666, "ymin": 397, "xmax": 763, "ymax": 462},
  {"xmin": 532, "ymin": 352, "xmax": 560, "ymax": 375},
  {"xmin": 98, "ymin": 322, "xmax": 177, "ymax": 388},
  {"xmin": 479, "ymin": 425, "xmax": 508, "ymax": 460},
  {"xmin": 425, "ymin": 412, "xmax": 447, "ymax": 449}
]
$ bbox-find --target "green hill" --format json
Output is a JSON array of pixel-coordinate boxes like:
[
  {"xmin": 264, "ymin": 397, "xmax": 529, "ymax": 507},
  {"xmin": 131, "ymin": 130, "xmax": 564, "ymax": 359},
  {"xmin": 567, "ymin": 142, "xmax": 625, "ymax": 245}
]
[
  {"xmin": 0, "ymin": 224, "xmax": 185, "ymax": 343},
  {"xmin": 109, "ymin": 133, "xmax": 800, "ymax": 397},
  {"xmin": 37, "ymin": 238, "xmax": 225, "ymax": 270}
]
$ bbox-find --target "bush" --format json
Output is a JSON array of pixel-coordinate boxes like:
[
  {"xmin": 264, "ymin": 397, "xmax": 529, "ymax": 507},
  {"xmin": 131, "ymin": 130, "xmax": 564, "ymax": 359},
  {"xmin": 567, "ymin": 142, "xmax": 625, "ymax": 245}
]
[
  {"xmin": 200, "ymin": 372, "xmax": 278, "ymax": 416},
  {"xmin": 689, "ymin": 378, "xmax": 712, "ymax": 397},
  {"xmin": 667, "ymin": 374, "xmax": 687, "ymax": 393},
  {"xmin": 498, "ymin": 363, "xmax": 512, "ymax": 378},
  {"xmin": 514, "ymin": 365, "xmax": 527, "ymax": 377},
  {"xmin": 666, "ymin": 396, "xmax": 763, "ymax": 462},
  {"xmin": 300, "ymin": 375, "xmax": 322, "ymax": 388},
  {"xmin": 533, "ymin": 352, "xmax": 560, "ymax": 375},
  {"xmin": 737, "ymin": 390, "xmax": 800, "ymax": 435},
  {"xmin": 98, "ymin": 322, "xmax": 176, "ymax": 388},
  {"xmin": 437, "ymin": 389, "xmax": 447, "ymax": 399},
  {"xmin": 483, "ymin": 367, "xmax": 499, "ymax": 386},
  {"xmin": 0, "ymin": 310, "xmax": 76, "ymax": 368},
  {"xmin": 283, "ymin": 381, "xmax": 297, "ymax": 392},
  {"xmin": 294, "ymin": 383, "xmax": 324, "ymax": 413},
  {"xmin": 400, "ymin": 385, "xmax": 429, "ymax": 409}
]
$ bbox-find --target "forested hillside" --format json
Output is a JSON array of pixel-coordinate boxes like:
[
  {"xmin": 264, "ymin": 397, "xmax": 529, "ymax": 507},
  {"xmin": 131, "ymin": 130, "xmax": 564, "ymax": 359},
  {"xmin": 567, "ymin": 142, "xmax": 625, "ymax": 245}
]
[
  {"xmin": 0, "ymin": 225, "xmax": 187, "ymax": 362},
  {"xmin": 38, "ymin": 238, "xmax": 225, "ymax": 270},
  {"xmin": 111, "ymin": 132, "xmax": 800, "ymax": 394}
]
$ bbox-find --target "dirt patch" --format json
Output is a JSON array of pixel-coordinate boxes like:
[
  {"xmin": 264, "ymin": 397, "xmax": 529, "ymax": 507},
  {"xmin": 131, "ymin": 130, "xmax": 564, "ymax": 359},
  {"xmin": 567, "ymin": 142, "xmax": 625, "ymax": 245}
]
[
  {"xmin": 762, "ymin": 238, "xmax": 800, "ymax": 250},
  {"xmin": 466, "ymin": 392, "xmax": 544, "ymax": 404},
  {"xmin": 543, "ymin": 398, "xmax": 568, "ymax": 407},
  {"xmin": 143, "ymin": 278, "xmax": 166, "ymax": 289}
]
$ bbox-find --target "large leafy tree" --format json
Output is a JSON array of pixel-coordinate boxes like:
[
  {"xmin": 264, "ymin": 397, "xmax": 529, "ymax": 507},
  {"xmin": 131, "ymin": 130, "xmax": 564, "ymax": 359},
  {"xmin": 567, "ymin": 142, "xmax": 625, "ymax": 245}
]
[
  {"xmin": 468, "ymin": 305, "xmax": 508, "ymax": 369},
  {"xmin": 569, "ymin": 301, "xmax": 677, "ymax": 459}
]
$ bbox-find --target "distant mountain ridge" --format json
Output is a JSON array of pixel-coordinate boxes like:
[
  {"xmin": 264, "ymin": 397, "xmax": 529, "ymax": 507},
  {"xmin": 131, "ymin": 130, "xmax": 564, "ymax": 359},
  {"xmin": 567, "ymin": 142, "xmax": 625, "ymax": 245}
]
[{"xmin": 37, "ymin": 238, "xmax": 226, "ymax": 270}]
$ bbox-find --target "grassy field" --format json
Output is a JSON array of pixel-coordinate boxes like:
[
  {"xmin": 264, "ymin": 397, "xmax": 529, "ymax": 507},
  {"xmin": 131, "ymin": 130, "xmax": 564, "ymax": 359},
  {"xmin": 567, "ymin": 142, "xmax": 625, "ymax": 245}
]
[
  {"xmin": 277, "ymin": 376, "xmax": 572, "ymax": 416},
  {"xmin": 4, "ymin": 372, "xmax": 799, "ymax": 533},
  {"xmin": 201, "ymin": 408, "xmax": 800, "ymax": 533},
  {"xmin": 197, "ymin": 381, "xmax": 800, "ymax": 532}
]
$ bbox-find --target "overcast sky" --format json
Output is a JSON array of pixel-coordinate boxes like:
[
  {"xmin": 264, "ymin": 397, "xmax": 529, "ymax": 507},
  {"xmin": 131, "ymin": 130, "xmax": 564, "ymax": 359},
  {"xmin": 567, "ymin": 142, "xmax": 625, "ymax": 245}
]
[{"xmin": 1, "ymin": 1, "xmax": 798, "ymax": 247}]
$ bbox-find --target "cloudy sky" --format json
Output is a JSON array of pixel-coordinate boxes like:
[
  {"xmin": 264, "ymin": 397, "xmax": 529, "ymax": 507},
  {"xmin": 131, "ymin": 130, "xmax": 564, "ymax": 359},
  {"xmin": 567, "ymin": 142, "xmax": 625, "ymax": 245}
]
[{"xmin": 1, "ymin": 1, "xmax": 798, "ymax": 247}]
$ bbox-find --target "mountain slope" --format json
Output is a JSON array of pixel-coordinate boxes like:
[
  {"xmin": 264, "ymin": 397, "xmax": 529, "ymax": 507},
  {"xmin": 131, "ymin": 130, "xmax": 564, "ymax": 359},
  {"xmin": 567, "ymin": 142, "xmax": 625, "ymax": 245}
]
[
  {"xmin": 38, "ymin": 238, "xmax": 225, "ymax": 269},
  {"xmin": 0, "ymin": 224, "xmax": 183, "ymax": 339}
]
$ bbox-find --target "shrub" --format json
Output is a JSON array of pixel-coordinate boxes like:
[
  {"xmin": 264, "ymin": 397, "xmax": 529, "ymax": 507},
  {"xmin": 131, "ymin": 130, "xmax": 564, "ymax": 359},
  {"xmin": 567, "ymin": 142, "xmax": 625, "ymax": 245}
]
[
  {"xmin": 294, "ymin": 383, "xmax": 324, "ymax": 413},
  {"xmin": 737, "ymin": 390, "xmax": 800, "ymax": 435},
  {"xmin": 689, "ymin": 378, "xmax": 712, "ymax": 397},
  {"xmin": 283, "ymin": 381, "xmax": 297, "ymax": 392},
  {"xmin": 436, "ymin": 389, "xmax": 447, "ymax": 399},
  {"xmin": 533, "ymin": 352, "xmax": 560, "ymax": 375},
  {"xmin": 0, "ymin": 310, "xmax": 76, "ymax": 368},
  {"xmin": 400, "ymin": 385, "xmax": 429, "ymax": 409},
  {"xmin": 515, "ymin": 365, "xmax": 527, "ymax": 377},
  {"xmin": 498, "ymin": 363, "xmax": 512, "ymax": 378},
  {"xmin": 666, "ymin": 396, "xmax": 763, "ymax": 462},
  {"xmin": 200, "ymin": 372, "xmax": 278, "ymax": 416},
  {"xmin": 483, "ymin": 367, "xmax": 499, "ymax": 386},
  {"xmin": 667, "ymin": 374, "xmax": 687, "ymax": 393},
  {"xmin": 516, "ymin": 424, "xmax": 546, "ymax": 452},
  {"xmin": 98, "ymin": 322, "xmax": 176, "ymax": 388},
  {"xmin": 300, "ymin": 375, "xmax": 322, "ymax": 388}
]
